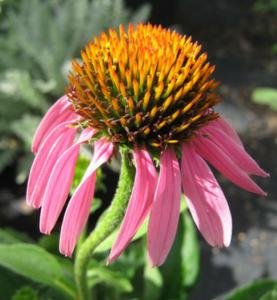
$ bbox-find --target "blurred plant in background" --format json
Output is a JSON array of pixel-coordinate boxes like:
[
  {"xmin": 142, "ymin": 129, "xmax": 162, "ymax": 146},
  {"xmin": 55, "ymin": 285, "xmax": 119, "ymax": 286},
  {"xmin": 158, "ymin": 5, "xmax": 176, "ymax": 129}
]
[
  {"xmin": 0, "ymin": 0, "xmax": 276, "ymax": 300},
  {"xmin": 253, "ymin": 0, "xmax": 277, "ymax": 54},
  {"xmin": 0, "ymin": 0, "xmax": 150, "ymax": 182},
  {"xmin": 251, "ymin": 87, "xmax": 277, "ymax": 111},
  {"xmin": 253, "ymin": 0, "xmax": 277, "ymax": 13}
]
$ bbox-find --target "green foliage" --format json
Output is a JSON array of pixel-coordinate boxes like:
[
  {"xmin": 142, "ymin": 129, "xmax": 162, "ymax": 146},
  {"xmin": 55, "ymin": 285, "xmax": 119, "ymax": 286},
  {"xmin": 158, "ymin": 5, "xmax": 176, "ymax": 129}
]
[
  {"xmin": 159, "ymin": 211, "xmax": 200, "ymax": 300},
  {"xmin": 0, "ymin": 243, "xmax": 63, "ymax": 287},
  {"xmin": 254, "ymin": 0, "xmax": 277, "ymax": 12},
  {"xmin": 0, "ymin": 266, "xmax": 30, "ymax": 300},
  {"xmin": 260, "ymin": 289, "xmax": 277, "ymax": 300},
  {"xmin": 251, "ymin": 87, "xmax": 277, "ymax": 111},
  {"xmin": 143, "ymin": 260, "xmax": 163, "ymax": 300},
  {"xmin": 71, "ymin": 155, "xmax": 91, "ymax": 193},
  {"xmin": 71, "ymin": 154, "xmax": 106, "ymax": 196},
  {"xmin": 95, "ymin": 197, "xmax": 188, "ymax": 254},
  {"xmin": 0, "ymin": 69, "xmax": 44, "ymax": 175},
  {"xmin": 0, "ymin": 209, "xmax": 200, "ymax": 300},
  {"xmin": 87, "ymin": 239, "xmax": 146, "ymax": 300},
  {"xmin": 11, "ymin": 286, "xmax": 38, "ymax": 300},
  {"xmin": 0, "ymin": 200, "xmax": 192, "ymax": 300},
  {"xmin": 0, "ymin": 227, "xmax": 32, "ymax": 244},
  {"xmin": 38, "ymin": 233, "xmax": 60, "ymax": 254},
  {"xmin": 218, "ymin": 279, "xmax": 277, "ymax": 300},
  {"xmin": 0, "ymin": 0, "xmax": 151, "ymax": 179},
  {"xmin": 88, "ymin": 260, "xmax": 133, "ymax": 293},
  {"xmin": 94, "ymin": 214, "xmax": 148, "ymax": 253},
  {"xmin": 0, "ymin": 0, "xmax": 151, "ymax": 92},
  {"xmin": 181, "ymin": 210, "xmax": 200, "ymax": 287},
  {"xmin": 92, "ymin": 209, "xmax": 199, "ymax": 300},
  {"xmin": 0, "ymin": 243, "xmax": 76, "ymax": 298},
  {"xmin": 272, "ymin": 43, "xmax": 277, "ymax": 54}
]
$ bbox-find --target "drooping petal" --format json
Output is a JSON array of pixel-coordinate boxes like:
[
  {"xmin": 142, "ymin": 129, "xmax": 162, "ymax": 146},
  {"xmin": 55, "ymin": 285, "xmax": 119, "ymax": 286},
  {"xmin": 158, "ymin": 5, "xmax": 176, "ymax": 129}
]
[
  {"xmin": 27, "ymin": 121, "xmax": 77, "ymax": 207},
  {"xmin": 148, "ymin": 148, "xmax": 181, "ymax": 267},
  {"xmin": 39, "ymin": 144, "xmax": 80, "ymax": 233},
  {"xmin": 194, "ymin": 136, "xmax": 267, "ymax": 196},
  {"xmin": 212, "ymin": 117, "xmax": 243, "ymax": 147},
  {"xmin": 32, "ymin": 96, "xmax": 78, "ymax": 153},
  {"xmin": 59, "ymin": 138, "xmax": 114, "ymax": 257},
  {"xmin": 181, "ymin": 144, "xmax": 232, "ymax": 247},
  {"xmin": 202, "ymin": 126, "xmax": 269, "ymax": 177},
  {"xmin": 108, "ymin": 148, "xmax": 158, "ymax": 264},
  {"xmin": 39, "ymin": 128, "xmax": 96, "ymax": 234}
]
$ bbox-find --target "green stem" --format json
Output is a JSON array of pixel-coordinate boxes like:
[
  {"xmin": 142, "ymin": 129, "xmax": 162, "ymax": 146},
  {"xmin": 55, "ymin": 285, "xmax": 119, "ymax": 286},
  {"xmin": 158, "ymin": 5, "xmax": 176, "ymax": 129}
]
[{"xmin": 74, "ymin": 146, "xmax": 135, "ymax": 300}]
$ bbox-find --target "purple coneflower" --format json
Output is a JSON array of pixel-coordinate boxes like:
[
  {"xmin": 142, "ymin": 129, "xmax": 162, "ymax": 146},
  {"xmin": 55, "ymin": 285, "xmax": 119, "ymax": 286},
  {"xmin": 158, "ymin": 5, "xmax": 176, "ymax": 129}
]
[{"xmin": 27, "ymin": 24, "xmax": 268, "ymax": 267}]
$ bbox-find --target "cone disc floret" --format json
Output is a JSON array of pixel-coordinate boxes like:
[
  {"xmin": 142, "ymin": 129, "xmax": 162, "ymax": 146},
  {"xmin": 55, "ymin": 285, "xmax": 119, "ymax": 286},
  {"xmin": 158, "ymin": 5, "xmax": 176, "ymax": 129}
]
[{"xmin": 67, "ymin": 23, "xmax": 220, "ymax": 149}]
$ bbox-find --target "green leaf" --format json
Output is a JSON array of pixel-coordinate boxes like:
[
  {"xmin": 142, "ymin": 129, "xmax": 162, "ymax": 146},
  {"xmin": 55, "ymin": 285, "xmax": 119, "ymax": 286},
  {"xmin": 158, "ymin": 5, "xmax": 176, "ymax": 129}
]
[
  {"xmin": 71, "ymin": 155, "xmax": 106, "ymax": 195},
  {"xmin": 159, "ymin": 209, "xmax": 200, "ymax": 300},
  {"xmin": 0, "ymin": 229, "xmax": 27, "ymax": 244},
  {"xmin": 105, "ymin": 238, "xmax": 146, "ymax": 279},
  {"xmin": 94, "ymin": 217, "xmax": 148, "ymax": 253},
  {"xmin": 0, "ymin": 243, "xmax": 76, "ymax": 299},
  {"xmin": 143, "ymin": 259, "xmax": 162, "ymax": 300},
  {"xmin": 251, "ymin": 87, "xmax": 277, "ymax": 111},
  {"xmin": 0, "ymin": 266, "xmax": 30, "ymax": 300},
  {"xmin": 94, "ymin": 197, "xmax": 188, "ymax": 253},
  {"xmin": 253, "ymin": 0, "xmax": 277, "ymax": 13},
  {"xmin": 159, "ymin": 213, "xmax": 186, "ymax": 300},
  {"xmin": 90, "ymin": 198, "xmax": 102, "ymax": 214},
  {"xmin": 12, "ymin": 286, "xmax": 38, "ymax": 300},
  {"xmin": 0, "ymin": 228, "xmax": 32, "ymax": 244},
  {"xmin": 220, "ymin": 279, "xmax": 277, "ymax": 300},
  {"xmin": 0, "ymin": 243, "xmax": 63, "ymax": 287},
  {"xmin": 39, "ymin": 287, "xmax": 72, "ymax": 300},
  {"xmin": 38, "ymin": 233, "xmax": 60, "ymax": 254},
  {"xmin": 71, "ymin": 155, "xmax": 90, "ymax": 192},
  {"xmin": 182, "ymin": 211, "xmax": 200, "ymax": 287},
  {"xmin": 260, "ymin": 289, "xmax": 277, "ymax": 300},
  {"xmin": 87, "ymin": 264, "xmax": 133, "ymax": 293}
]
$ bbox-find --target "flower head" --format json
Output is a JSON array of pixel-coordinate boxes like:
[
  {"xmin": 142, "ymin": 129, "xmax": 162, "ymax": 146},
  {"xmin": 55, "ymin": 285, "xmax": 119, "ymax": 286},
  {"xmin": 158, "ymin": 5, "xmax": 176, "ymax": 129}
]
[
  {"xmin": 27, "ymin": 24, "xmax": 268, "ymax": 266},
  {"xmin": 67, "ymin": 23, "xmax": 219, "ymax": 149}
]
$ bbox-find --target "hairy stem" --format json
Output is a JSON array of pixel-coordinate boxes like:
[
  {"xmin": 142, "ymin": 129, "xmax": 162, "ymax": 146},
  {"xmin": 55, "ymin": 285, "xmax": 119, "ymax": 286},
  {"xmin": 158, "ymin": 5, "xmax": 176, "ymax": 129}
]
[{"xmin": 74, "ymin": 147, "xmax": 135, "ymax": 300}]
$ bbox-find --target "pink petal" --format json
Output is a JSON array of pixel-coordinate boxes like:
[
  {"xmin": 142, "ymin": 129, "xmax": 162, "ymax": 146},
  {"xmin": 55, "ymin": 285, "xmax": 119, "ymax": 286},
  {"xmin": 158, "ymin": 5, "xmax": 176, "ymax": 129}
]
[
  {"xmin": 59, "ymin": 138, "xmax": 114, "ymax": 257},
  {"xmin": 108, "ymin": 148, "xmax": 158, "ymax": 264},
  {"xmin": 77, "ymin": 127, "xmax": 97, "ymax": 144},
  {"xmin": 181, "ymin": 144, "xmax": 232, "ymax": 247},
  {"xmin": 148, "ymin": 148, "xmax": 181, "ymax": 267},
  {"xmin": 39, "ymin": 143, "xmax": 80, "ymax": 233},
  {"xmin": 27, "ymin": 121, "xmax": 77, "ymax": 207},
  {"xmin": 202, "ymin": 126, "xmax": 269, "ymax": 177},
  {"xmin": 32, "ymin": 95, "xmax": 78, "ymax": 153},
  {"xmin": 39, "ymin": 128, "xmax": 96, "ymax": 234},
  {"xmin": 194, "ymin": 136, "xmax": 267, "ymax": 196},
  {"xmin": 211, "ymin": 117, "xmax": 243, "ymax": 147}
]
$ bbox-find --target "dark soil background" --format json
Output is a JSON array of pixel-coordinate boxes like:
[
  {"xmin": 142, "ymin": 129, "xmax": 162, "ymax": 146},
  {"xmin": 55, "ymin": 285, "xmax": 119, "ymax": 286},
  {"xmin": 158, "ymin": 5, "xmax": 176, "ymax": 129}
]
[{"xmin": 0, "ymin": 0, "xmax": 276, "ymax": 299}]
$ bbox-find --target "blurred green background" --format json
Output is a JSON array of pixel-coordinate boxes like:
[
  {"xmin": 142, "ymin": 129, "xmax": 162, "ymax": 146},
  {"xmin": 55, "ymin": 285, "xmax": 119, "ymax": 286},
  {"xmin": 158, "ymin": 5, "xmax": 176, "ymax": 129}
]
[{"xmin": 0, "ymin": 0, "xmax": 276, "ymax": 299}]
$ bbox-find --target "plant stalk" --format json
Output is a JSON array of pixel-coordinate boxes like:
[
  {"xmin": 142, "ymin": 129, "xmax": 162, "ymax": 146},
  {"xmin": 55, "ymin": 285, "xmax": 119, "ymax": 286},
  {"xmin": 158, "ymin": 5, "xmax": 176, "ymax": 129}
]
[{"xmin": 74, "ymin": 147, "xmax": 135, "ymax": 300}]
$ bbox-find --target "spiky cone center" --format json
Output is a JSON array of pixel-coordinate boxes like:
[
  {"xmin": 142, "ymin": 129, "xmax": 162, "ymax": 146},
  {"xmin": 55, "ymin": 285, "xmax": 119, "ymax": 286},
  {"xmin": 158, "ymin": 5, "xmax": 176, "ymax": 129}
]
[{"xmin": 67, "ymin": 23, "xmax": 220, "ymax": 150}]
